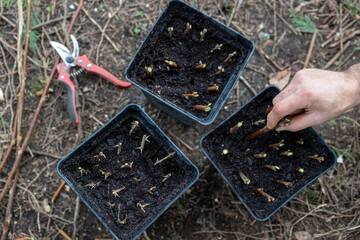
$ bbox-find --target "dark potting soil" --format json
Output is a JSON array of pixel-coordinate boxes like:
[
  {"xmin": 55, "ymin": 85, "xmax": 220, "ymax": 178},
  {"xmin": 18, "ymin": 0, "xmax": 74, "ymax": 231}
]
[
  {"xmin": 59, "ymin": 107, "xmax": 197, "ymax": 239},
  {"xmin": 127, "ymin": 1, "xmax": 249, "ymax": 119},
  {"xmin": 201, "ymin": 87, "xmax": 336, "ymax": 220}
]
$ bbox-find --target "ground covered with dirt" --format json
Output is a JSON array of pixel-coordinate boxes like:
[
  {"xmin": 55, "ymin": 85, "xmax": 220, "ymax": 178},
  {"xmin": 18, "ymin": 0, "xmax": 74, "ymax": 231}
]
[{"xmin": 0, "ymin": 0, "xmax": 359, "ymax": 239}]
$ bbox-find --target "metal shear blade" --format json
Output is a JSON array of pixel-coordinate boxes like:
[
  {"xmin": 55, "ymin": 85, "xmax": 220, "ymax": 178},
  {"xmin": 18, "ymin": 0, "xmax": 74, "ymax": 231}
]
[{"xmin": 50, "ymin": 35, "xmax": 79, "ymax": 67}]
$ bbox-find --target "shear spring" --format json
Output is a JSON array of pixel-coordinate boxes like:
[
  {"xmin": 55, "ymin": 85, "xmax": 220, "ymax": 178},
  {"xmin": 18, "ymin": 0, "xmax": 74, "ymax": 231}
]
[{"xmin": 70, "ymin": 68, "xmax": 85, "ymax": 77}]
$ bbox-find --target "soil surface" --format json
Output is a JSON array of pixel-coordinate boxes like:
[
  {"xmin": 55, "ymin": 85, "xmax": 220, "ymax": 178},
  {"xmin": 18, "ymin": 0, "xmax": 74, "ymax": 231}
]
[
  {"xmin": 201, "ymin": 87, "xmax": 336, "ymax": 220},
  {"xmin": 60, "ymin": 106, "xmax": 197, "ymax": 239},
  {"xmin": 128, "ymin": 1, "xmax": 250, "ymax": 120}
]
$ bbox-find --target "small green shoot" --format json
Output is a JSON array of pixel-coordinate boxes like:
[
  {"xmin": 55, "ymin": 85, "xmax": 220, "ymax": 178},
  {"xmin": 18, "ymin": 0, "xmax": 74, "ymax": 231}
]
[{"xmin": 134, "ymin": 28, "xmax": 141, "ymax": 34}]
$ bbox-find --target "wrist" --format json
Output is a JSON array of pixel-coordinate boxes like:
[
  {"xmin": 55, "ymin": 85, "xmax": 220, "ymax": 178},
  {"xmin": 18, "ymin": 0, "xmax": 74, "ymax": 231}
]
[{"xmin": 344, "ymin": 63, "xmax": 360, "ymax": 106}]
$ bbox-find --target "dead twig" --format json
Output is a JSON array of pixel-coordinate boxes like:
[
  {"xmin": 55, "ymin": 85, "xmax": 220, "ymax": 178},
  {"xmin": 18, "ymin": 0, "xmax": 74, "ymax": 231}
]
[
  {"xmin": 324, "ymin": 41, "xmax": 351, "ymax": 69},
  {"xmin": 0, "ymin": 171, "xmax": 19, "ymax": 240},
  {"xmin": 240, "ymin": 76, "xmax": 257, "ymax": 96},
  {"xmin": 72, "ymin": 197, "xmax": 80, "ymax": 239},
  {"xmin": 52, "ymin": 180, "xmax": 66, "ymax": 203},
  {"xmin": 79, "ymin": 5, "xmax": 120, "ymax": 52},
  {"xmin": 31, "ymin": 14, "xmax": 72, "ymax": 30},
  {"xmin": 303, "ymin": 32, "xmax": 317, "ymax": 69},
  {"xmin": 264, "ymin": 1, "xmax": 299, "ymax": 35},
  {"xmin": 59, "ymin": 230, "xmax": 72, "ymax": 240},
  {"xmin": 0, "ymin": 0, "xmax": 84, "ymax": 204}
]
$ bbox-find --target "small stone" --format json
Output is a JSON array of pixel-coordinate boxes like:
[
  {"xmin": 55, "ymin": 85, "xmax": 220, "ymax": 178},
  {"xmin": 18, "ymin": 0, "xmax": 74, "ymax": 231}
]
[
  {"xmin": 191, "ymin": 33, "xmax": 199, "ymax": 42},
  {"xmin": 83, "ymin": 86, "xmax": 90, "ymax": 93},
  {"xmin": 107, "ymin": 139, "xmax": 115, "ymax": 146},
  {"xmin": 42, "ymin": 198, "xmax": 51, "ymax": 213},
  {"xmin": 69, "ymin": 4, "xmax": 75, "ymax": 9},
  {"xmin": 94, "ymin": 8, "xmax": 98, "ymax": 12},
  {"xmin": 205, "ymin": 63, "xmax": 213, "ymax": 72}
]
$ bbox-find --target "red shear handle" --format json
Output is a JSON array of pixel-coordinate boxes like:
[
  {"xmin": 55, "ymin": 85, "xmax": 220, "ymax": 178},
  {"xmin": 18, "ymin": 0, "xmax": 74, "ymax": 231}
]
[
  {"xmin": 56, "ymin": 63, "xmax": 79, "ymax": 125},
  {"xmin": 76, "ymin": 55, "xmax": 131, "ymax": 88}
]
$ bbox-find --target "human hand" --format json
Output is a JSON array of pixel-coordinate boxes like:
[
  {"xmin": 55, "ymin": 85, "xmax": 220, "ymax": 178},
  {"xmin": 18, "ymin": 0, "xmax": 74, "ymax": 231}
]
[{"xmin": 266, "ymin": 65, "xmax": 360, "ymax": 132}]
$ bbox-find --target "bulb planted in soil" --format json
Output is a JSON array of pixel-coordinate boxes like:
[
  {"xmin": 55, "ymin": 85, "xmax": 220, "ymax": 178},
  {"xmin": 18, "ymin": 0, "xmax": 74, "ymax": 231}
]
[
  {"xmin": 207, "ymin": 85, "xmax": 220, "ymax": 92},
  {"xmin": 276, "ymin": 180, "xmax": 293, "ymax": 188},
  {"xmin": 183, "ymin": 22, "xmax": 192, "ymax": 35},
  {"xmin": 245, "ymin": 118, "xmax": 291, "ymax": 141},
  {"xmin": 118, "ymin": 214, "xmax": 127, "ymax": 225},
  {"xmin": 168, "ymin": 26, "xmax": 174, "ymax": 38},
  {"xmin": 145, "ymin": 67, "xmax": 153, "ymax": 78},
  {"xmin": 183, "ymin": 92, "xmax": 199, "ymax": 99},
  {"xmin": 238, "ymin": 171, "xmax": 250, "ymax": 184},
  {"xmin": 120, "ymin": 162, "xmax": 133, "ymax": 169},
  {"xmin": 229, "ymin": 121, "xmax": 243, "ymax": 134},
  {"xmin": 85, "ymin": 181, "xmax": 101, "ymax": 189},
  {"xmin": 154, "ymin": 152, "xmax": 176, "ymax": 165},
  {"xmin": 147, "ymin": 186, "xmax": 157, "ymax": 195},
  {"xmin": 129, "ymin": 120, "xmax": 139, "ymax": 135},
  {"xmin": 210, "ymin": 43, "xmax": 223, "ymax": 53},
  {"xmin": 256, "ymin": 188, "xmax": 275, "ymax": 202},
  {"xmin": 112, "ymin": 187, "xmax": 126, "ymax": 197},
  {"xmin": 307, "ymin": 154, "xmax": 324, "ymax": 162},
  {"xmin": 297, "ymin": 168, "xmax": 305, "ymax": 173},
  {"xmin": 137, "ymin": 202, "xmax": 150, "ymax": 213},
  {"xmin": 264, "ymin": 164, "xmax": 280, "ymax": 171},
  {"xmin": 222, "ymin": 149, "xmax": 229, "ymax": 155},
  {"xmin": 78, "ymin": 167, "xmax": 88, "ymax": 176},
  {"xmin": 136, "ymin": 135, "xmax": 150, "ymax": 154},
  {"xmin": 113, "ymin": 142, "xmax": 123, "ymax": 155},
  {"xmin": 193, "ymin": 104, "xmax": 211, "ymax": 112},
  {"xmin": 268, "ymin": 140, "xmax": 285, "ymax": 150},
  {"xmin": 199, "ymin": 28, "xmax": 207, "ymax": 42},
  {"xmin": 254, "ymin": 119, "xmax": 266, "ymax": 126},
  {"xmin": 133, "ymin": 177, "xmax": 142, "ymax": 182},
  {"xmin": 280, "ymin": 150, "xmax": 293, "ymax": 157},
  {"xmin": 223, "ymin": 51, "xmax": 237, "ymax": 63},
  {"xmin": 195, "ymin": 62, "xmax": 206, "ymax": 69},
  {"xmin": 215, "ymin": 65, "xmax": 224, "ymax": 75},
  {"xmin": 100, "ymin": 170, "xmax": 112, "ymax": 179},
  {"xmin": 107, "ymin": 202, "xmax": 115, "ymax": 208},
  {"xmin": 94, "ymin": 152, "xmax": 106, "ymax": 161},
  {"xmin": 296, "ymin": 138, "xmax": 304, "ymax": 145},
  {"xmin": 162, "ymin": 173, "xmax": 172, "ymax": 182},
  {"xmin": 253, "ymin": 152, "xmax": 267, "ymax": 158},
  {"xmin": 164, "ymin": 60, "xmax": 178, "ymax": 68}
]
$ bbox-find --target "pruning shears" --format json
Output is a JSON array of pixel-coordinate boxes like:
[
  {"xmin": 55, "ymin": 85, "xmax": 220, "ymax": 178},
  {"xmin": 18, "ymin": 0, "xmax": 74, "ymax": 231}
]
[{"xmin": 50, "ymin": 35, "xmax": 131, "ymax": 125}]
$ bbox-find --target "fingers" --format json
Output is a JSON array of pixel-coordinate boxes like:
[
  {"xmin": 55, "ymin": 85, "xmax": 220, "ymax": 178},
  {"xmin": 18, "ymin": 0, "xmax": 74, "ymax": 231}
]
[
  {"xmin": 272, "ymin": 86, "xmax": 296, "ymax": 106},
  {"xmin": 267, "ymin": 92, "xmax": 308, "ymax": 129},
  {"xmin": 276, "ymin": 112, "xmax": 325, "ymax": 132}
]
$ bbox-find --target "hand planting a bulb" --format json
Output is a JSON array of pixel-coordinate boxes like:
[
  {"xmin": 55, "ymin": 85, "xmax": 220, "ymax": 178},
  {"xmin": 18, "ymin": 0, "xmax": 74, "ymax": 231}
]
[{"xmin": 267, "ymin": 64, "xmax": 360, "ymax": 132}]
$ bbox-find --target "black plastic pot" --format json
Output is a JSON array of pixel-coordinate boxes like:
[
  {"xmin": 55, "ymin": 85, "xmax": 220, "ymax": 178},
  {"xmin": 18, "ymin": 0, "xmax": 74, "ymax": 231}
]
[
  {"xmin": 57, "ymin": 104, "xmax": 199, "ymax": 240},
  {"xmin": 125, "ymin": 0, "xmax": 254, "ymax": 125},
  {"xmin": 200, "ymin": 86, "xmax": 337, "ymax": 221}
]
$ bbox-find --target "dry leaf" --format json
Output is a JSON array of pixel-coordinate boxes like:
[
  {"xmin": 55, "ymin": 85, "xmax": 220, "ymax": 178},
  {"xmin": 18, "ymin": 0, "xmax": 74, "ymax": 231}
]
[
  {"xmin": 269, "ymin": 68, "xmax": 291, "ymax": 90},
  {"xmin": 294, "ymin": 231, "xmax": 313, "ymax": 240}
]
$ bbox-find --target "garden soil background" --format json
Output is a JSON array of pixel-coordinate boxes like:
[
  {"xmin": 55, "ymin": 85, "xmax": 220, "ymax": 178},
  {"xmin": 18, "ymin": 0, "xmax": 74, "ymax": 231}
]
[{"xmin": 0, "ymin": 0, "xmax": 359, "ymax": 239}]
